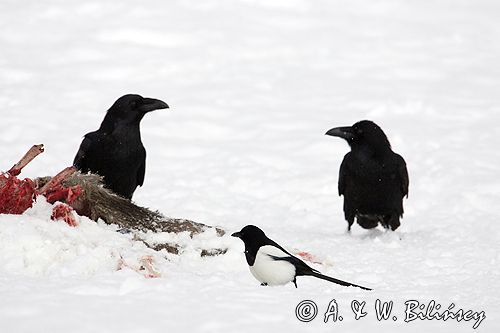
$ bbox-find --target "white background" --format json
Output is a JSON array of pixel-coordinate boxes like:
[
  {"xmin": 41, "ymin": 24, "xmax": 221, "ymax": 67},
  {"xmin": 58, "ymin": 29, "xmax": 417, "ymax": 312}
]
[{"xmin": 1, "ymin": 0, "xmax": 499, "ymax": 332}]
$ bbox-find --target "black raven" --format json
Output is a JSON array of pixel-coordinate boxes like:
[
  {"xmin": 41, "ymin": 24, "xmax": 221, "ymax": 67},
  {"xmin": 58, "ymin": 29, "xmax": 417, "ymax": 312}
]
[
  {"xmin": 325, "ymin": 120, "xmax": 409, "ymax": 231},
  {"xmin": 73, "ymin": 94, "xmax": 168, "ymax": 199}
]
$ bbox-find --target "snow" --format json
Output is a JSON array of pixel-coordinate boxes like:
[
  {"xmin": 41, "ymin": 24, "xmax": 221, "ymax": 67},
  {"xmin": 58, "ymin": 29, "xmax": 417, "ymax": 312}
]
[{"xmin": 1, "ymin": 0, "xmax": 499, "ymax": 332}]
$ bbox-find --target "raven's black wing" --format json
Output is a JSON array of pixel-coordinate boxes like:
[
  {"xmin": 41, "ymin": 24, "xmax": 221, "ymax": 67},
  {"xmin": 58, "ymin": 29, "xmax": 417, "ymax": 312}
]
[
  {"xmin": 395, "ymin": 153, "xmax": 409, "ymax": 198},
  {"xmin": 73, "ymin": 134, "xmax": 94, "ymax": 172},
  {"xmin": 338, "ymin": 153, "xmax": 351, "ymax": 196},
  {"xmin": 136, "ymin": 150, "xmax": 146, "ymax": 187}
]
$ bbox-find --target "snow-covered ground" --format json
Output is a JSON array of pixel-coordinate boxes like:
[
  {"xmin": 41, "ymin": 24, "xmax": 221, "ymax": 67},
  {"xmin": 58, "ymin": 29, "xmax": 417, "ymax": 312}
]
[{"xmin": 1, "ymin": 0, "xmax": 499, "ymax": 332}]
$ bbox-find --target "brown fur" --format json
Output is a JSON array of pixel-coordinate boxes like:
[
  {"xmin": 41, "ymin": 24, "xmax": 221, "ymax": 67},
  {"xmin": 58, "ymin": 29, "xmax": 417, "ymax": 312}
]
[{"xmin": 35, "ymin": 172, "xmax": 226, "ymax": 255}]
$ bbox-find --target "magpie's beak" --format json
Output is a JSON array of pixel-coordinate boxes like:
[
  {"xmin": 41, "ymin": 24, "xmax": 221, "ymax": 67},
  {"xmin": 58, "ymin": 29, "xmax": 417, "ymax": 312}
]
[
  {"xmin": 231, "ymin": 231, "xmax": 242, "ymax": 238},
  {"xmin": 325, "ymin": 126, "xmax": 355, "ymax": 140},
  {"xmin": 139, "ymin": 98, "xmax": 169, "ymax": 113}
]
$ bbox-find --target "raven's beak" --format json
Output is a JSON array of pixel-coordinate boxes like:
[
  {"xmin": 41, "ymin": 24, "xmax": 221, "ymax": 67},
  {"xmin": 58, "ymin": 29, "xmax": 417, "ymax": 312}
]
[
  {"xmin": 325, "ymin": 126, "xmax": 355, "ymax": 140},
  {"xmin": 231, "ymin": 231, "xmax": 242, "ymax": 238},
  {"xmin": 139, "ymin": 98, "xmax": 169, "ymax": 113}
]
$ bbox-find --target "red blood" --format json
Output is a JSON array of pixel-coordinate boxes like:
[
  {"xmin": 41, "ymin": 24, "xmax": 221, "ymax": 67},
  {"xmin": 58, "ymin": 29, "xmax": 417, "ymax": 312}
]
[
  {"xmin": 0, "ymin": 145, "xmax": 43, "ymax": 214},
  {"xmin": 1, "ymin": 146, "xmax": 83, "ymax": 221},
  {"xmin": 0, "ymin": 174, "xmax": 36, "ymax": 214},
  {"xmin": 44, "ymin": 185, "xmax": 83, "ymax": 205},
  {"xmin": 295, "ymin": 251, "xmax": 322, "ymax": 265},
  {"xmin": 51, "ymin": 203, "xmax": 79, "ymax": 227}
]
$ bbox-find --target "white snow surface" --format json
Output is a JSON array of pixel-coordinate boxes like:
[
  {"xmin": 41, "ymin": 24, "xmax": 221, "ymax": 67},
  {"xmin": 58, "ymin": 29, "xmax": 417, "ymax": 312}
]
[{"xmin": 1, "ymin": 0, "xmax": 499, "ymax": 332}]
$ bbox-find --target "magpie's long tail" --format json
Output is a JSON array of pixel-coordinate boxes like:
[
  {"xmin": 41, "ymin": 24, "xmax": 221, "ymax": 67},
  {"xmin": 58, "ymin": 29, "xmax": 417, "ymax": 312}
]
[{"xmin": 308, "ymin": 272, "xmax": 372, "ymax": 290}]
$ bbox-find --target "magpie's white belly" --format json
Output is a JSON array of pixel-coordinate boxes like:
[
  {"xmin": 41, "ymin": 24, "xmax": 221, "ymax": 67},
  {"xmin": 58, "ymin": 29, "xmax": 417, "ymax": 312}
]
[{"xmin": 249, "ymin": 245, "xmax": 296, "ymax": 286}]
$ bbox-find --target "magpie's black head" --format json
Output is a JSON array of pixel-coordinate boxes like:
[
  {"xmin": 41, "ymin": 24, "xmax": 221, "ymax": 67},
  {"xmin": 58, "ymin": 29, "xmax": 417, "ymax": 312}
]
[
  {"xmin": 325, "ymin": 120, "xmax": 391, "ymax": 152},
  {"xmin": 231, "ymin": 225, "xmax": 269, "ymax": 247},
  {"xmin": 101, "ymin": 94, "xmax": 169, "ymax": 130}
]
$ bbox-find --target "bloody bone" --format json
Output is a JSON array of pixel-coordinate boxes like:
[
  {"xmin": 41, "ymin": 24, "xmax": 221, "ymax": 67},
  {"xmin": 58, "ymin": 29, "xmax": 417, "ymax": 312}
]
[
  {"xmin": 0, "ymin": 145, "xmax": 44, "ymax": 214},
  {"xmin": 37, "ymin": 166, "xmax": 83, "ymax": 206},
  {"xmin": 1, "ymin": 146, "xmax": 80, "ymax": 226},
  {"xmin": 2, "ymin": 145, "xmax": 226, "ymax": 256},
  {"xmin": 7, "ymin": 144, "xmax": 44, "ymax": 176}
]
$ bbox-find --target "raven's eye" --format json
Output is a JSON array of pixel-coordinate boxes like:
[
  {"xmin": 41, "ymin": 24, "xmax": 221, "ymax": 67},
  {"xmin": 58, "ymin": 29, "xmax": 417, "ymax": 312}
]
[{"xmin": 356, "ymin": 128, "xmax": 363, "ymax": 135}]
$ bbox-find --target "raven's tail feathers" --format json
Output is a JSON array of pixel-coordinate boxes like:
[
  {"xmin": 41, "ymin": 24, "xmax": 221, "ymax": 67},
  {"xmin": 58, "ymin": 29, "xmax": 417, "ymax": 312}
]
[{"xmin": 309, "ymin": 272, "xmax": 372, "ymax": 290}]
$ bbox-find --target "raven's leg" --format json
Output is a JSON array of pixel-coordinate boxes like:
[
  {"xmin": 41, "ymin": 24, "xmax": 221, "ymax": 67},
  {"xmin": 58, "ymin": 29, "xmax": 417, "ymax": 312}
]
[
  {"xmin": 356, "ymin": 215, "xmax": 379, "ymax": 229},
  {"xmin": 347, "ymin": 222, "xmax": 353, "ymax": 232},
  {"xmin": 384, "ymin": 214, "xmax": 401, "ymax": 231},
  {"xmin": 346, "ymin": 216, "xmax": 355, "ymax": 232},
  {"xmin": 380, "ymin": 215, "xmax": 390, "ymax": 229}
]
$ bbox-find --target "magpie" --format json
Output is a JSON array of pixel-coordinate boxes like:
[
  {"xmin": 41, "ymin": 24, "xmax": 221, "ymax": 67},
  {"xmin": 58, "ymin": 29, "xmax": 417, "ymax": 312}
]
[
  {"xmin": 326, "ymin": 120, "xmax": 409, "ymax": 231},
  {"xmin": 232, "ymin": 225, "xmax": 371, "ymax": 290},
  {"xmin": 73, "ymin": 94, "xmax": 169, "ymax": 199}
]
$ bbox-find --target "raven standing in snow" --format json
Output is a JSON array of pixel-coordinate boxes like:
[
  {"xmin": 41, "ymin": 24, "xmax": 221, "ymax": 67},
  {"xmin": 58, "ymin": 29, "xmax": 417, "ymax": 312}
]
[
  {"xmin": 326, "ymin": 120, "xmax": 409, "ymax": 231},
  {"xmin": 73, "ymin": 94, "xmax": 169, "ymax": 199}
]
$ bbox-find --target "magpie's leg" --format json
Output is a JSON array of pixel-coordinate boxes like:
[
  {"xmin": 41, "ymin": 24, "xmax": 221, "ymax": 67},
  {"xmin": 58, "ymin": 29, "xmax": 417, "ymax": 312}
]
[
  {"xmin": 261, "ymin": 282, "xmax": 268, "ymax": 286},
  {"xmin": 293, "ymin": 278, "xmax": 298, "ymax": 288}
]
